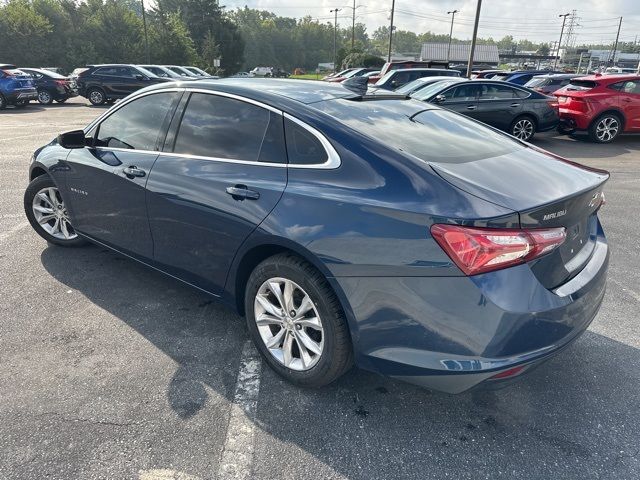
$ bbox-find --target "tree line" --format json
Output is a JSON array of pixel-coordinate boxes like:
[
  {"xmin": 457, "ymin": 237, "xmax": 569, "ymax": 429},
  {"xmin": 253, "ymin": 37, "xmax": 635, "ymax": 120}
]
[{"xmin": 1, "ymin": 0, "xmax": 637, "ymax": 74}]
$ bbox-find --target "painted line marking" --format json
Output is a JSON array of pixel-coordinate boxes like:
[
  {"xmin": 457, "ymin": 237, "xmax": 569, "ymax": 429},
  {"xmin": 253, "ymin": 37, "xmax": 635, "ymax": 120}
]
[
  {"xmin": 0, "ymin": 221, "xmax": 29, "ymax": 243},
  {"xmin": 217, "ymin": 340, "xmax": 262, "ymax": 480}
]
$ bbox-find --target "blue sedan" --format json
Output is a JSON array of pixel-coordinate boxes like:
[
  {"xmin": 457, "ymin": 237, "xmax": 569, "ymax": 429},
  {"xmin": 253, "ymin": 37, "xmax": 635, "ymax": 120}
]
[{"xmin": 24, "ymin": 79, "xmax": 609, "ymax": 393}]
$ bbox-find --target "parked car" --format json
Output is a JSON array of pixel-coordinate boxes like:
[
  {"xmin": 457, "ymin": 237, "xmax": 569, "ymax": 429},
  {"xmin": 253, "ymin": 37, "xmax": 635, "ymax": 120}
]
[
  {"xmin": 162, "ymin": 65, "xmax": 199, "ymax": 78},
  {"xmin": 555, "ymin": 74, "xmax": 640, "ymax": 143},
  {"xmin": 524, "ymin": 74, "xmax": 581, "ymax": 95},
  {"xmin": 23, "ymin": 78, "xmax": 610, "ymax": 393},
  {"xmin": 395, "ymin": 75, "xmax": 468, "ymax": 96},
  {"xmin": 76, "ymin": 64, "xmax": 171, "ymax": 105},
  {"xmin": 0, "ymin": 64, "xmax": 37, "ymax": 109},
  {"xmin": 231, "ymin": 72, "xmax": 251, "ymax": 78},
  {"xmin": 322, "ymin": 68, "xmax": 358, "ymax": 81},
  {"xmin": 139, "ymin": 65, "xmax": 184, "ymax": 79},
  {"xmin": 362, "ymin": 70, "xmax": 380, "ymax": 79},
  {"xmin": 604, "ymin": 67, "xmax": 637, "ymax": 75},
  {"xmin": 20, "ymin": 67, "xmax": 78, "ymax": 104},
  {"xmin": 250, "ymin": 66, "xmax": 274, "ymax": 77},
  {"xmin": 183, "ymin": 66, "xmax": 212, "ymax": 77},
  {"xmin": 471, "ymin": 69, "xmax": 503, "ymax": 79},
  {"xmin": 492, "ymin": 70, "xmax": 563, "ymax": 85},
  {"xmin": 374, "ymin": 68, "xmax": 460, "ymax": 90},
  {"xmin": 325, "ymin": 67, "xmax": 378, "ymax": 83},
  {"xmin": 367, "ymin": 60, "xmax": 447, "ymax": 83},
  {"xmin": 415, "ymin": 80, "xmax": 559, "ymax": 141}
]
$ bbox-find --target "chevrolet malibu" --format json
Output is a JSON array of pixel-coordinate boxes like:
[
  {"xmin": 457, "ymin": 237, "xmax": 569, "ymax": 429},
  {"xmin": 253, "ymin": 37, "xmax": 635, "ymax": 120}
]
[{"xmin": 24, "ymin": 79, "xmax": 609, "ymax": 393}]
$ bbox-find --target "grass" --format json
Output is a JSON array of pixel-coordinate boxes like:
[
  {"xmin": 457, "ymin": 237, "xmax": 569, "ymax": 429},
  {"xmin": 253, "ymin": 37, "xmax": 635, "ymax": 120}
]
[{"xmin": 289, "ymin": 73, "xmax": 324, "ymax": 80}]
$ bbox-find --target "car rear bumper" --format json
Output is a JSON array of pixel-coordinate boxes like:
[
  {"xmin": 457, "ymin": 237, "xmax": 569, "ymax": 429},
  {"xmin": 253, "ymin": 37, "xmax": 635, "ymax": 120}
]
[
  {"xmin": 332, "ymin": 226, "xmax": 609, "ymax": 394},
  {"xmin": 559, "ymin": 109, "xmax": 591, "ymax": 130}
]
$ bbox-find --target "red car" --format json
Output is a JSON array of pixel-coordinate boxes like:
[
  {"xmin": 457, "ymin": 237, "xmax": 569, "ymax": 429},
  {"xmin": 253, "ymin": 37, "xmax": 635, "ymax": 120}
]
[{"xmin": 555, "ymin": 74, "xmax": 640, "ymax": 143}]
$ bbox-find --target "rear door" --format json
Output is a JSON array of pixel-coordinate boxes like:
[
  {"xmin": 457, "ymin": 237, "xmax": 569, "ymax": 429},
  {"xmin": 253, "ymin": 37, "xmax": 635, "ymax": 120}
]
[
  {"xmin": 437, "ymin": 83, "xmax": 482, "ymax": 119},
  {"xmin": 146, "ymin": 92, "xmax": 288, "ymax": 295},
  {"xmin": 64, "ymin": 90, "xmax": 181, "ymax": 259},
  {"xmin": 616, "ymin": 79, "xmax": 640, "ymax": 131},
  {"xmin": 475, "ymin": 83, "xmax": 524, "ymax": 130}
]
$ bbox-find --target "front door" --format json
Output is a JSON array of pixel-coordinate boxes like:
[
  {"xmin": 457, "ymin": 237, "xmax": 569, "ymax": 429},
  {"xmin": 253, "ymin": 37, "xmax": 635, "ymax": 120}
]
[
  {"xmin": 617, "ymin": 80, "xmax": 640, "ymax": 131},
  {"xmin": 439, "ymin": 83, "xmax": 482, "ymax": 120},
  {"xmin": 64, "ymin": 90, "xmax": 180, "ymax": 259},
  {"xmin": 146, "ymin": 92, "xmax": 288, "ymax": 295}
]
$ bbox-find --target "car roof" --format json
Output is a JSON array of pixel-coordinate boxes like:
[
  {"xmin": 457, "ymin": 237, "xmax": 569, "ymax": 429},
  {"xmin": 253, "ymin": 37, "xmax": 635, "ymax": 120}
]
[
  {"xmin": 575, "ymin": 74, "xmax": 640, "ymax": 82},
  {"xmin": 534, "ymin": 73, "xmax": 580, "ymax": 79},
  {"xmin": 391, "ymin": 68, "xmax": 454, "ymax": 73}
]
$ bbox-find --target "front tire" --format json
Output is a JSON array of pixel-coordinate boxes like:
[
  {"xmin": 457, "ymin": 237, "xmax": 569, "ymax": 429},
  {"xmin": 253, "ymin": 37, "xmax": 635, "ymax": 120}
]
[
  {"xmin": 87, "ymin": 88, "xmax": 106, "ymax": 106},
  {"xmin": 24, "ymin": 175, "xmax": 87, "ymax": 247},
  {"xmin": 37, "ymin": 89, "xmax": 53, "ymax": 105},
  {"xmin": 0, "ymin": 94, "xmax": 6, "ymax": 110},
  {"xmin": 510, "ymin": 115, "xmax": 536, "ymax": 141},
  {"xmin": 245, "ymin": 253, "xmax": 353, "ymax": 387},
  {"xmin": 589, "ymin": 113, "xmax": 621, "ymax": 143}
]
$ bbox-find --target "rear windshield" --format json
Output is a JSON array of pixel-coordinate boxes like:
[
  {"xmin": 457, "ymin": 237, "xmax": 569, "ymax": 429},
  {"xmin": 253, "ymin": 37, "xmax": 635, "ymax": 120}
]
[
  {"xmin": 566, "ymin": 80, "xmax": 598, "ymax": 91},
  {"xmin": 395, "ymin": 79, "xmax": 425, "ymax": 94},
  {"xmin": 492, "ymin": 74, "xmax": 510, "ymax": 81},
  {"xmin": 318, "ymin": 99, "xmax": 524, "ymax": 163},
  {"xmin": 525, "ymin": 78, "xmax": 548, "ymax": 88}
]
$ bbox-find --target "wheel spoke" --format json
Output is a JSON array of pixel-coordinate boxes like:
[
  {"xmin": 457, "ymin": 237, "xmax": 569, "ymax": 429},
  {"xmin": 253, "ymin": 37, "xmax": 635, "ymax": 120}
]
[
  {"xmin": 256, "ymin": 294, "xmax": 282, "ymax": 318},
  {"xmin": 294, "ymin": 334, "xmax": 313, "ymax": 369},
  {"xmin": 294, "ymin": 316, "xmax": 322, "ymax": 330},
  {"xmin": 296, "ymin": 294, "xmax": 314, "ymax": 318},
  {"xmin": 48, "ymin": 188, "xmax": 59, "ymax": 206},
  {"xmin": 267, "ymin": 281, "xmax": 286, "ymax": 310},
  {"xmin": 33, "ymin": 205, "xmax": 54, "ymax": 214},
  {"xmin": 37, "ymin": 192, "xmax": 54, "ymax": 207},
  {"xmin": 60, "ymin": 219, "xmax": 71, "ymax": 239},
  {"xmin": 283, "ymin": 279, "xmax": 295, "ymax": 312},
  {"xmin": 265, "ymin": 327, "xmax": 286, "ymax": 349},
  {"xmin": 295, "ymin": 329, "xmax": 322, "ymax": 356},
  {"xmin": 51, "ymin": 218, "xmax": 60, "ymax": 235},
  {"xmin": 282, "ymin": 331, "xmax": 294, "ymax": 367},
  {"xmin": 37, "ymin": 213, "xmax": 56, "ymax": 225},
  {"xmin": 256, "ymin": 313, "xmax": 283, "ymax": 327}
]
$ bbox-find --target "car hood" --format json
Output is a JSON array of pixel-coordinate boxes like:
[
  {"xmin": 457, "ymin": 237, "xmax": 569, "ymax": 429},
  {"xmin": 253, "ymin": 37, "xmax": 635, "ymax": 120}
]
[{"xmin": 429, "ymin": 145, "xmax": 609, "ymax": 214}]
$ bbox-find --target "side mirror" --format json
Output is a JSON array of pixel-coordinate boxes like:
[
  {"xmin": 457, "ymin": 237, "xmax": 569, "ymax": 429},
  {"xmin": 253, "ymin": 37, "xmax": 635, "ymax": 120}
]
[
  {"xmin": 57, "ymin": 129, "xmax": 86, "ymax": 149},
  {"xmin": 434, "ymin": 94, "xmax": 447, "ymax": 103}
]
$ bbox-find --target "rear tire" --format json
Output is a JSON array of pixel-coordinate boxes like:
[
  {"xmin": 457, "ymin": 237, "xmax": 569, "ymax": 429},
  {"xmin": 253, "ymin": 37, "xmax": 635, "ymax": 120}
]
[
  {"xmin": 509, "ymin": 115, "xmax": 536, "ymax": 141},
  {"xmin": 0, "ymin": 94, "xmax": 6, "ymax": 110},
  {"xmin": 24, "ymin": 174, "xmax": 87, "ymax": 247},
  {"xmin": 589, "ymin": 113, "xmax": 621, "ymax": 143},
  {"xmin": 244, "ymin": 253, "xmax": 353, "ymax": 387},
  {"xmin": 87, "ymin": 88, "xmax": 106, "ymax": 106}
]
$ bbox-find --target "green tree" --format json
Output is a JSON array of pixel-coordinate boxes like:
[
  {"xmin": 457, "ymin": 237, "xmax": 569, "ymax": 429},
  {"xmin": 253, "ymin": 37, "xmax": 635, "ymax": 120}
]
[{"xmin": 0, "ymin": 0, "xmax": 51, "ymax": 66}]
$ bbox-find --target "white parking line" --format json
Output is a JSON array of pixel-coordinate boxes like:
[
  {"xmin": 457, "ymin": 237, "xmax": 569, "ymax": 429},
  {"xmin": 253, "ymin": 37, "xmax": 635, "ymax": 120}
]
[
  {"xmin": 217, "ymin": 340, "xmax": 262, "ymax": 480},
  {"xmin": 0, "ymin": 221, "xmax": 29, "ymax": 243}
]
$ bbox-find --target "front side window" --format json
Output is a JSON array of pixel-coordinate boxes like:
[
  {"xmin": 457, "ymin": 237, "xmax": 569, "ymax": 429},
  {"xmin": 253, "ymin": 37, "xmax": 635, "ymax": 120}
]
[
  {"xmin": 443, "ymin": 84, "xmax": 482, "ymax": 101},
  {"xmin": 172, "ymin": 93, "xmax": 286, "ymax": 163},
  {"xmin": 95, "ymin": 92, "xmax": 177, "ymax": 150}
]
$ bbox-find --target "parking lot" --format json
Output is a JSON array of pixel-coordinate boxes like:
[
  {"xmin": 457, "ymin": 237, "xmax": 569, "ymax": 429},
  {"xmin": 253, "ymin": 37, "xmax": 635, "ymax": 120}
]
[{"xmin": 1, "ymin": 97, "xmax": 639, "ymax": 479}]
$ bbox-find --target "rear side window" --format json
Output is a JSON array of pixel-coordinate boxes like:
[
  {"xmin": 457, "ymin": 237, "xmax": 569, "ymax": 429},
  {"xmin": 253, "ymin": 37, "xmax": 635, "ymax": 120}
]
[
  {"xmin": 94, "ymin": 67, "xmax": 119, "ymax": 76},
  {"xmin": 479, "ymin": 84, "xmax": 523, "ymax": 100},
  {"xmin": 566, "ymin": 80, "xmax": 598, "ymax": 91},
  {"xmin": 172, "ymin": 93, "xmax": 286, "ymax": 163},
  {"xmin": 284, "ymin": 118, "xmax": 328, "ymax": 165},
  {"xmin": 95, "ymin": 92, "xmax": 177, "ymax": 150}
]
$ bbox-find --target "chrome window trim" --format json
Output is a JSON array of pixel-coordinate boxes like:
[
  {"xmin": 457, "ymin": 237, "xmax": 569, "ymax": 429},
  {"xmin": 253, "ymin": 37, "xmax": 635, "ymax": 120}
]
[{"xmin": 84, "ymin": 87, "xmax": 341, "ymax": 169}]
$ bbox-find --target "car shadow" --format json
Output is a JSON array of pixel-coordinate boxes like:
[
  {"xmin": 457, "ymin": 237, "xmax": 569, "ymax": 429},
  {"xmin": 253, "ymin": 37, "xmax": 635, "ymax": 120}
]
[
  {"xmin": 2, "ymin": 104, "xmax": 46, "ymax": 113},
  {"xmin": 39, "ymin": 243, "xmax": 639, "ymax": 478}
]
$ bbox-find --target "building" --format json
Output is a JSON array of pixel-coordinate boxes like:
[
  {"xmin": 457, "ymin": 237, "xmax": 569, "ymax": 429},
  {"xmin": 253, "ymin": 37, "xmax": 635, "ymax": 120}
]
[
  {"xmin": 420, "ymin": 43, "xmax": 499, "ymax": 66},
  {"xmin": 587, "ymin": 50, "xmax": 640, "ymax": 69}
]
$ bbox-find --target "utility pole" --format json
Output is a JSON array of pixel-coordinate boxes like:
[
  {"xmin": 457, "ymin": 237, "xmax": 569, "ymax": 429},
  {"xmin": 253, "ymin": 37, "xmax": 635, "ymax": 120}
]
[
  {"xmin": 610, "ymin": 17, "xmax": 623, "ymax": 66},
  {"xmin": 141, "ymin": 0, "xmax": 150, "ymax": 64},
  {"xmin": 554, "ymin": 13, "xmax": 570, "ymax": 69},
  {"xmin": 446, "ymin": 10, "xmax": 459, "ymax": 63},
  {"xmin": 330, "ymin": 8, "xmax": 341, "ymax": 72},
  {"xmin": 465, "ymin": 0, "xmax": 482, "ymax": 78},
  {"xmin": 387, "ymin": 0, "xmax": 396, "ymax": 62},
  {"xmin": 352, "ymin": 0, "xmax": 356, "ymax": 50}
]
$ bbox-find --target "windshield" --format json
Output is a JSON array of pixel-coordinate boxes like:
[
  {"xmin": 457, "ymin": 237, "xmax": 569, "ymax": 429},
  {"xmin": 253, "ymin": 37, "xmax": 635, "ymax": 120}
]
[
  {"xmin": 319, "ymin": 99, "xmax": 523, "ymax": 164},
  {"xmin": 411, "ymin": 80, "xmax": 464, "ymax": 101},
  {"xmin": 343, "ymin": 69, "xmax": 364, "ymax": 79},
  {"xmin": 168, "ymin": 66, "xmax": 190, "ymax": 76},
  {"xmin": 396, "ymin": 79, "xmax": 425, "ymax": 94},
  {"xmin": 136, "ymin": 66, "xmax": 160, "ymax": 78},
  {"xmin": 524, "ymin": 77, "xmax": 548, "ymax": 88}
]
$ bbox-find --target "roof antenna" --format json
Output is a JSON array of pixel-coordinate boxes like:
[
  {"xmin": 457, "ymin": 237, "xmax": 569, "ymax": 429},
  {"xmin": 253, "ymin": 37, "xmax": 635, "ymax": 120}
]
[{"xmin": 342, "ymin": 76, "xmax": 368, "ymax": 96}]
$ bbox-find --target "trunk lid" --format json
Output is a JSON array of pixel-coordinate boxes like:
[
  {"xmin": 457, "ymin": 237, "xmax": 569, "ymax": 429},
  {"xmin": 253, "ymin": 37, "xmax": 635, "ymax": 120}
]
[{"xmin": 430, "ymin": 146, "xmax": 608, "ymax": 288}]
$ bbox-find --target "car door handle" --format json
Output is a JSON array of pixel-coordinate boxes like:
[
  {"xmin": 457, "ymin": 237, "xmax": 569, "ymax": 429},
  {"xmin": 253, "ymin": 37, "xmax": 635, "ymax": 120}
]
[
  {"xmin": 510, "ymin": 103, "xmax": 521, "ymax": 107},
  {"xmin": 123, "ymin": 166, "xmax": 146, "ymax": 178},
  {"xmin": 466, "ymin": 105, "xmax": 477, "ymax": 110},
  {"xmin": 226, "ymin": 185, "xmax": 260, "ymax": 200}
]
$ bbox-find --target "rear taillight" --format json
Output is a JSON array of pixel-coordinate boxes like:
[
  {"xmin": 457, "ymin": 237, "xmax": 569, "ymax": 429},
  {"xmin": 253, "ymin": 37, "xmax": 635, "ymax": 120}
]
[
  {"xmin": 55, "ymin": 79, "xmax": 67, "ymax": 86},
  {"xmin": 430, "ymin": 224, "xmax": 566, "ymax": 275},
  {"xmin": 546, "ymin": 99, "xmax": 559, "ymax": 109}
]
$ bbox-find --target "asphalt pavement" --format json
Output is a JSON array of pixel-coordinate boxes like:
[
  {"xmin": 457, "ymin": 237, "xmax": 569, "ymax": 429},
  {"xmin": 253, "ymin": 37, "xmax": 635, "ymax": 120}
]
[{"xmin": 0, "ymin": 97, "xmax": 638, "ymax": 479}]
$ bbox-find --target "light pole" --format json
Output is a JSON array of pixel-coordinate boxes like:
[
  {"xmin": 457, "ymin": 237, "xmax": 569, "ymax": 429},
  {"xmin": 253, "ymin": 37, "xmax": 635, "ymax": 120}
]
[
  {"xmin": 330, "ymin": 8, "xmax": 341, "ymax": 72},
  {"xmin": 387, "ymin": 0, "xmax": 396, "ymax": 62},
  {"xmin": 554, "ymin": 13, "xmax": 571, "ymax": 69},
  {"xmin": 446, "ymin": 10, "xmax": 459, "ymax": 63},
  {"xmin": 466, "ymin": 0, "xmax": 482, "ymax": 78},
  {"xmin": 141, "ymin": 0, "xmax": 150, "ymax": 64},
  {"xmin": 609, "ymin": 17, "xmax": 623, "ymax": 66}
]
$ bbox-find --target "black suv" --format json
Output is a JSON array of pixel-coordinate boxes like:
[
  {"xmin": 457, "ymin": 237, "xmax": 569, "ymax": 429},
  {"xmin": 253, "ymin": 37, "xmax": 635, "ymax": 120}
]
[
  {"xmin": 76, "ymin": 64, "xmax": 171, "ymax": 105},
  {"xmin": 20, "ymin": 68, "xmax": 78, "ymax": 105}
]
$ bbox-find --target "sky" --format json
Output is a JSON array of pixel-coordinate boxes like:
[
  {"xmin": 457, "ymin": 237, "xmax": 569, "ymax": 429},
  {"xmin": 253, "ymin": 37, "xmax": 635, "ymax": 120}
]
[{"xmin": 221, "ymin": 0, "xmax": 640, "ymax": 45}]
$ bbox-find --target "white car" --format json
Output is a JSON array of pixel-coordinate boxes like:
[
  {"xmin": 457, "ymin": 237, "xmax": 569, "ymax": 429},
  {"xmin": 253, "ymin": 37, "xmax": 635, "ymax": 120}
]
[{"xmin": 250, "ymin": 67, "xmax": 273, "ymax": 77}]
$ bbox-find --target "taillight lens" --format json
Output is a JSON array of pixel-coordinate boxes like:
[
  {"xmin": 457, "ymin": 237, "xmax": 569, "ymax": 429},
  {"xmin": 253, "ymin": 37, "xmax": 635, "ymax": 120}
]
[
  {"xmin": 55, "ymin": 79, "xmax": 67, "ymax": 86},
  {"xmin": 430, "ymin": 224, "xmax": 566, "ymax": 275},
  {"xmin": 547, "ymin": 99, "xmax": 559, "ymax": 109}
]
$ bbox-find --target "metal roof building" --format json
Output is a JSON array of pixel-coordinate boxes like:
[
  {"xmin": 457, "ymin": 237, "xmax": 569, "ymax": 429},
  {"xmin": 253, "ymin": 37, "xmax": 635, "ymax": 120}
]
[{"xmin": 420, "ymin": 43, "xmax": 499, "ymax": 64}]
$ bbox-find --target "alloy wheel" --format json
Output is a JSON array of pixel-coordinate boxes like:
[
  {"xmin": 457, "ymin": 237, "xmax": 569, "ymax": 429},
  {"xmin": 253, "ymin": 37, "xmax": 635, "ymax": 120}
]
[
  {"xmin": 595, "ymin": 117, "xmax": 619, "ymax": 142},
  {"xmin": 38, "ymin": 91, "xmax": 52, "ymax": 104},
  {"xmin": 254, "ymin": 277, "xmax": 324, "ymax": 371},
  {"xmin": 89, "ymin": 90, "xmax": 104, "ymax": 105},
  {"xmin": 31, "ymin": 187, "xmax": 77, "ymax": 240},
  {"xmin": 512, "ymin": 118, "xmax": 534, "ymax": 141}
]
